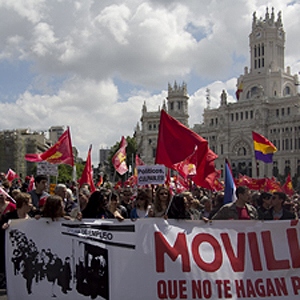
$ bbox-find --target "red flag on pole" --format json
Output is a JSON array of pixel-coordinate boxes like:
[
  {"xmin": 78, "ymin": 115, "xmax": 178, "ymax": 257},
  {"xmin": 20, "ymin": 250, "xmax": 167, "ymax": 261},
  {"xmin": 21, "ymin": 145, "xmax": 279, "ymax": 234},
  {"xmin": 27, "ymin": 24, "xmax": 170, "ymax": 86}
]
[
  {"xmin": 27, "ymin": 176, "xmax": 35, "ymax": 192},
  {"xmin": 155, "ymin": 110, "xmax": 218, "ymax": 189},
  {"xmin": 112, "ymin": 136, "xmax": 128, "ymax": 175},
  {"xmin": 282, "ymin": 173, "xmax": 294, "ymax": 196},
  {"xmin": 6, "ymin": 168, "xmax": 19, "ymax": 182},
  {"xmin": 78, "ymin": 145, "xmax": 96, "ymax": 193},
  {"xmin": 25, "ymin": 127, "xmax": 74, "ymax": 166},
  {"xmin": 134, "ymin": 154, "xmax": 145, "ymax": 176},
  {"xmin": 173, "ymin": 146, "xmax": 198, "ymax": 179},
  {"xmin": 96, "ymin": 175, "xmax": 103, "ymax": 188}
]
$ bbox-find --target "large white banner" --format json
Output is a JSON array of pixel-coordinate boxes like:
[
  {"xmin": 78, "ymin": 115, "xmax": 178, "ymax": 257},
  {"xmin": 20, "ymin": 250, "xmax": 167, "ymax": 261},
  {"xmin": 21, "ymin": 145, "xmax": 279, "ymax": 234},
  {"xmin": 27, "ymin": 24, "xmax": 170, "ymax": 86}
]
[{"xmin": 5, "ymin": 218, "xmax": 300, "ymax": 299}]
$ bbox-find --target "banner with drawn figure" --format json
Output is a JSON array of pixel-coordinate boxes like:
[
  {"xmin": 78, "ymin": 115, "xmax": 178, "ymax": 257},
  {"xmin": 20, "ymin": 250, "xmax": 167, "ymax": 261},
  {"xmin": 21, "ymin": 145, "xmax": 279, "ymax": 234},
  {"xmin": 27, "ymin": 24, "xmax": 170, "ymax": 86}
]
[{"xmin": 5, "ymin": 218, "xmax": 300, "ymax": 300}]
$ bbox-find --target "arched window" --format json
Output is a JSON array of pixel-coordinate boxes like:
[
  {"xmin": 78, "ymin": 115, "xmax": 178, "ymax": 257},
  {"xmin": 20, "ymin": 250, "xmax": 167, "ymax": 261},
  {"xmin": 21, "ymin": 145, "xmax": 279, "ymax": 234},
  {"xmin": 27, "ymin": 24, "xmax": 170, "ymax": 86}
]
[
  {"xmin": 283, "ymin": 86, "xmax": 291, "ymax": 96},
  {"xmin": 238, "ymin": 147, "xmax": 247, "ymax": 156}
]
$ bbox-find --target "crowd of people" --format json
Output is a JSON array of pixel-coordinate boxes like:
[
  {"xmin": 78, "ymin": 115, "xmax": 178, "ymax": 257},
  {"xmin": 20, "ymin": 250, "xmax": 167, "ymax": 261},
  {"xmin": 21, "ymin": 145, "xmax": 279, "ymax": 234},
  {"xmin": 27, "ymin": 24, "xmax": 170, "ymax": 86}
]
[{"xmin": 0, "ymin": 172, "xmax": 299, "ymax": 290}]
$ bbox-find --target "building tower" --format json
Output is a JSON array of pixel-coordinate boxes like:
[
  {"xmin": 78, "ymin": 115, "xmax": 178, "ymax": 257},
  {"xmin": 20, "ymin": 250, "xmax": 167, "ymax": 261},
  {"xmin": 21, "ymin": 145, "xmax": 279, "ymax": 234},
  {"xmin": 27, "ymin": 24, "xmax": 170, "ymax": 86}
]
[
  {"xmin": 194, "ymin": 7, "xmax": 300, "ymax": 180},
  {"xmin": 236, "ymin": 7, "xmax": 297, "ymax": 101},
  {"xmin": 135, "ymin": 82, "xmax": 189, "ymax": 164},
  {"xmin": 167, "ymin": 81, "xmax": 189, "ymax": 127}
]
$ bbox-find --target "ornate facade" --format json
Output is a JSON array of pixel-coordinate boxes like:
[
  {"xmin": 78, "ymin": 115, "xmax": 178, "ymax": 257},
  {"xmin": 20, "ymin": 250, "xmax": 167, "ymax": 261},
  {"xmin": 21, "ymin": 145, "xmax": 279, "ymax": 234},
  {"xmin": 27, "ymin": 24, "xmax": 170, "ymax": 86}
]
[
  {"xmin": 135, "ymin": 82, "xmax": 189, "ymax": 165},
  {"xmin": 136, "ymin": 8, "xmax": 300, "ymax": 181}
]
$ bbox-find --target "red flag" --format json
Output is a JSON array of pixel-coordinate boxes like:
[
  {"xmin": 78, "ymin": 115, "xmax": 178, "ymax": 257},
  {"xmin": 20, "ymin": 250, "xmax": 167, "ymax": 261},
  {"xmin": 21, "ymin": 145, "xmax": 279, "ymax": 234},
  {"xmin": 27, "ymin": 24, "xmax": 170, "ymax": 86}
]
[
  {"xmin": 156, "ymin": 110, "xmax": 218, "ymax": 189},
  {"xmin": 165, "ymin": 168, "xmax": 171, "ymax": 187},
  {"xmin": 114, "ymin": 180, "xmax": 122, "ymax": 190},
  {"xmin": 124, "ymin": 175, "xmax": 137, "ymax": 187},
  {"xmin": 264, "ymin": 177, "xmax": 282, "ymax": 193},
  {"xmin": 112, "ymin": 136, "xmax": 128, "ymax": 175},
  {"xmin": 96, "ymin": 175, "xmax": 103, "ymax": 188},
  {"xmin": 212, "ymin": 178, "xmax": 224, "ymax": 192},
  {"xmin": 173, "ymin": 174, "xmax": 189, "ymax": 193},
  {"xmin": 135, "ymin": 154, "xmax": 144, "ymax": 167},
  {"xmin": 25, "ymin": 127, "xmax": 74, "ymax": 166},
  {"xmin": 197, "ymin": 149, "xmax": 219, "ymax": 190},
  {"xmin": 173, "ymin": 146, "xmax": 198, "ymax": 179},
  {"xmin": 282, "ymin": 173, "xmax": 294, "ymax": 197},
  {"xmin": 27, "ymin": 176, "xmax": 35, "ymax": 192},
  {"xmin": 78, "ymin": 145, "xmax": 96, "ymax": 193},
  {"xmin": 6, "ymin": 168, "xmax": 19, "ymax": 182},
  {"xmin": 134, "ymin": 154, "xmax": 144, "ymax": 176}
]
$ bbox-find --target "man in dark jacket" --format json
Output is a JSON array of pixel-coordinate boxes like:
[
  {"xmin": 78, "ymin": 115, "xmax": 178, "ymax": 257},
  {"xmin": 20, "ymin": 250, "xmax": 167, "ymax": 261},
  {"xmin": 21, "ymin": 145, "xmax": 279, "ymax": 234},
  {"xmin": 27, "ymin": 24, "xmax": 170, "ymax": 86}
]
[{"xmin": 262, "ymin": 192, "xmax": 296, "ymax": 220}]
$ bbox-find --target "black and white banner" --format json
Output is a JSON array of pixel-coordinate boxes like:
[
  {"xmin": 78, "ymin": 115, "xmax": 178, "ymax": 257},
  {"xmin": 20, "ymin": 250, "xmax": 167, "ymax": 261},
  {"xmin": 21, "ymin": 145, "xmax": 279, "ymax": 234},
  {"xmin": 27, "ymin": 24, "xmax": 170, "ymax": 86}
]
[{"xmin": 5, "ymin": 218, "xmax": 300, "ymax": 299}]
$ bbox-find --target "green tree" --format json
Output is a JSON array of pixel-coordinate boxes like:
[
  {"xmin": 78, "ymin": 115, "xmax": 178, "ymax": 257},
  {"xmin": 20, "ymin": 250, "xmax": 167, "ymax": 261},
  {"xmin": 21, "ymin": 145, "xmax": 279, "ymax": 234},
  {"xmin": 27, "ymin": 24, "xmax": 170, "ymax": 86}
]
[
  {"xmin": 57, "ymin": 163, "xmax": 85, "ymax": 183},
  {"xmin": 108, "ymin": 136, "xmax": 137, "ymax": 182}
]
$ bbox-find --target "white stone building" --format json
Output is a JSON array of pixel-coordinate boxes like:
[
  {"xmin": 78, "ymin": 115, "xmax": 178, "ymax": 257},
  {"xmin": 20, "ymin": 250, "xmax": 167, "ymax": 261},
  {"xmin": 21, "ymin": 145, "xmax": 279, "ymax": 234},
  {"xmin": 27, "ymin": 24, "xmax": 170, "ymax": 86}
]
[{"xmin": 135, "ymin": 8, "xmax": 300, "ymax": 182}]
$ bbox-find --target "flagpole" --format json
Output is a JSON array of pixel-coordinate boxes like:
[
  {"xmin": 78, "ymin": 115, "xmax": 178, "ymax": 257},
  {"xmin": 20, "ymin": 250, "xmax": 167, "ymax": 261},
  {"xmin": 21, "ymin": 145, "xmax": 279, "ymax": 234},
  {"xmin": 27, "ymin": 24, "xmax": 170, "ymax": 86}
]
[
  {"xmin": 113, "ymin": 169, "xmax": 117, "ymax": 185},
  {"xmin": 72, "ymin": 165, "xmax": 80, "ymax": 211},
  {"xmin": 255, "ymin": 159, "xmax": 259, "ymax": 178}
]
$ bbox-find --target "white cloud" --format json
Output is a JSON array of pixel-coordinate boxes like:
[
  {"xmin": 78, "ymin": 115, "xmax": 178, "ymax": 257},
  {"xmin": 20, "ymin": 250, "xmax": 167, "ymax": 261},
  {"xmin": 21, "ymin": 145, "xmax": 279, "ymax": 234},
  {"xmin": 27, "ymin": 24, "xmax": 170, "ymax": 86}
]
[{"xmin": 0, "ymin": 0, "xmax": 299, "ymax": 165}]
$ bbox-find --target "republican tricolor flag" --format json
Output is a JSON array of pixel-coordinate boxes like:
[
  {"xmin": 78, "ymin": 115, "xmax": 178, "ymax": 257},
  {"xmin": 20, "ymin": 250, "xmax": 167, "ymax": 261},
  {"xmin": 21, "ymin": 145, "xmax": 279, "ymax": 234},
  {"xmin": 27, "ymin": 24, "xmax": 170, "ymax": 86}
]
[{"xmin": 252, "ymin": 131, "xmax": 277, "ymax": 163}]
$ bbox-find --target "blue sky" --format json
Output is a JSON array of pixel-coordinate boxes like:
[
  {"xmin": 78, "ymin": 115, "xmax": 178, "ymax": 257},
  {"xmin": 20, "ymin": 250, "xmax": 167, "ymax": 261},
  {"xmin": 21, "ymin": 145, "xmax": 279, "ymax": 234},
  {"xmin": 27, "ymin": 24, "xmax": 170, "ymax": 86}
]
[{"xmin": 0, "ymin": 0, "xmax": 300, "ymax": 165}]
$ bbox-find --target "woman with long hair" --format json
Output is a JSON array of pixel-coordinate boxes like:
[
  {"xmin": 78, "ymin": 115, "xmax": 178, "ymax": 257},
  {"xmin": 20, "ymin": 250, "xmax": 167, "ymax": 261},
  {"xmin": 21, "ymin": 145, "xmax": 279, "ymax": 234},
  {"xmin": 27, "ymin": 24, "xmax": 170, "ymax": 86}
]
[
  {"xmin": 107, "ymin": 191, "xmax": 126, "ymax": 220},
  {"xmin": 42, "ymin": 195, "xmax": 67, "ymax": 221},
  {"xmin": 149, "ymin": 186, "xmax": 171, "ymax": 218},
  {"xmin": 167, "ymin": 194, "xmax": 191, "ymax": 220},
  {"xmin": 130, "ymin": 189, "xmax": 151, "ymax": 218},
  {"xmin": 81, "ymin": 190, "xmax": 112, "ymax": 219}
]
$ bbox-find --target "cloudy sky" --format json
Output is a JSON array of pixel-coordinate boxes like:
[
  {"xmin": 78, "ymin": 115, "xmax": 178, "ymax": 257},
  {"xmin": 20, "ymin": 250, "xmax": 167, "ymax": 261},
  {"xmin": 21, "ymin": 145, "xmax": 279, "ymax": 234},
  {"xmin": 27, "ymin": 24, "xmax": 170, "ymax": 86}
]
[{"xmin": 0, "ymin": 0, "xmax": 300, "ymax": 164}]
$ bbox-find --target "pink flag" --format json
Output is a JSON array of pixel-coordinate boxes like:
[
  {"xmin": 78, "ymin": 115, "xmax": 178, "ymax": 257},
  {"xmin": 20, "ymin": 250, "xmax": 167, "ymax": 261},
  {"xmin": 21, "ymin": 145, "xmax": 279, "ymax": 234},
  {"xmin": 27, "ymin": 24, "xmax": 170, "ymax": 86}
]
[
  {"xmin": 112, "ymin": 136, "xmax": 128, "ymax": 175},
  {"xmin": 0, "ymin": 187, "xmax": 16, "ymax": 203},
  {"xmin": 27, "ymin": 176, "xmax": 35, "ymax": 192},
  {"xmin": 78, "ymin": 145, "xmax": 96, "ymax": 193},
  {"xmin": 6, "ymin": 168, "xmax": 19, "ymax": 182}
]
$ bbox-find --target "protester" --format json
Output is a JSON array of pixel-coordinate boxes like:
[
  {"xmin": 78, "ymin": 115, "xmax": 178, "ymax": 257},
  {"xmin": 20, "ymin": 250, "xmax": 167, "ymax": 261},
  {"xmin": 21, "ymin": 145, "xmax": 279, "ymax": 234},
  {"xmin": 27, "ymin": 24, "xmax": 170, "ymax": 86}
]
[
  {"xmin": 209, "ymin": 192, "xmax": 224, "ymax": 219},
  {"xmin": 21, "ymin": 176, "xmax": 31, "ymax": 192},
  {"xmin": 1, "ymin": 192, "xmax": 33, "ymax": 227},
  {"xmin": 107, "ymin": 191, "xmax": 127, "ymax": 220},
  {"xmin": 262, "ymin": 192, "xmax": 296, "ymax": 220},
  {"xmin": 200, "ymin": 196, "xmax": 213, "ymax": 219},
  {"xmin": 1, "ymin": 179, "xmax": 11, "ymax": 193},
  {"xmin": 120, "ymin": 186, "xmax": 133, "ymax": 217},
  {"xmin": 212, "ymin": 186, "xmax": 258, "ymax": 220},
  {"xmin": 0, "ymin": 187, "xmax": 16, "ymax": 219},
  {"xmin": 149, "ymin": 185, "xmax": 171, "ymax": 218},
  {"xmin": 167, "ymin": 194, "xmax": 191, "ymax": 220},
  {"xmin": 54, "ymin": 183, "xmax": 78, "ymax": 215},
  {"xmin": 28, "ymin": 175, "xmax": 49, "ymax": 209},
  {"xmin": 77, "ymin": 188, "xmax": 90, "ymax": 211},
  {"xmin": 0, "ymin": 173, "xmax": 6, "ymax": 184},
  {"xmin": 180, "ymin": 191, "xmax": 201, "ymax": 220},
  {"xmin": 257, "ymin": 192, "xmax": 272, "ymax": 220},
  {"xmin": 11, "ymin": 188, "xmax": 21, "ymax": 200},
  {"xmin": 130, "ymin": 189, "xmax": 151, "ymax": 218},
  {"xmin": 0, "ymin": 192, "xmax": 33, "ymax": 289},
  {"xmin": 82, "ymin": 190, "xmax": 113, "ymax": 219}
]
